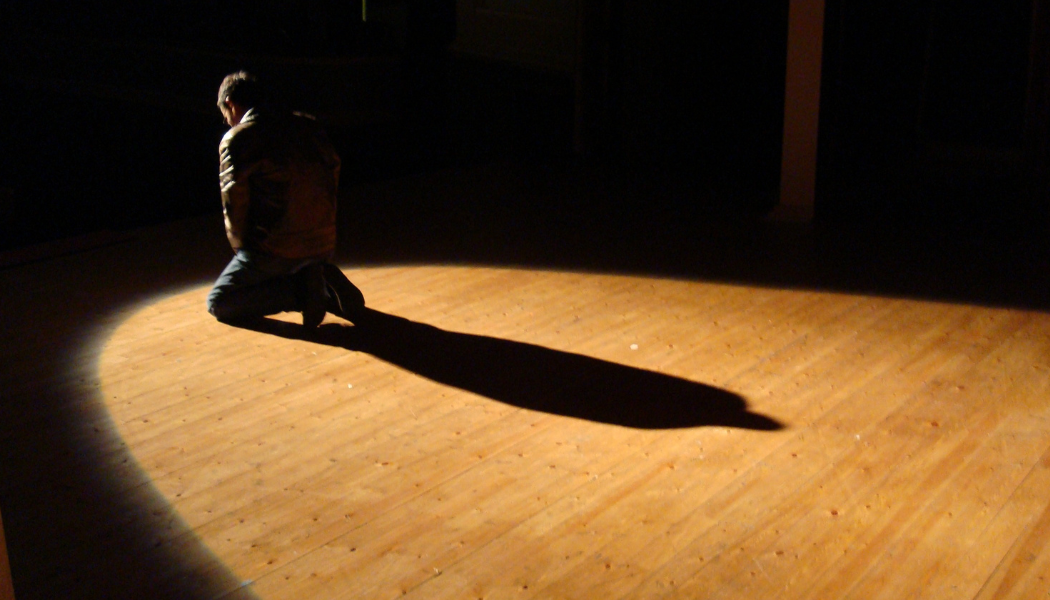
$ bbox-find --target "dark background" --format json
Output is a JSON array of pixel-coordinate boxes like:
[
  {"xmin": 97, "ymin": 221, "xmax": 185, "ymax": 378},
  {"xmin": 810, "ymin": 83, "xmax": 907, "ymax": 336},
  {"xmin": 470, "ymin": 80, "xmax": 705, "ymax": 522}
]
[
  {"xmin": 0, "ymin": 0, "xmax": 1047, "ymax": 252},
  {"xmin": 817, "ymin": 0, "xmax": 1042, "ymax": 229}
]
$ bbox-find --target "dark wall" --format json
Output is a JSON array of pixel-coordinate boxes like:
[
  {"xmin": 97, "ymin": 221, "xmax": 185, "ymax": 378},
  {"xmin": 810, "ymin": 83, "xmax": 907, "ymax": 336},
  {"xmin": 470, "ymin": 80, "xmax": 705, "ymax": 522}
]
[
  {"xmin": 2, "ymin": 1, "xmax": 370, "ymax": 56},
  {"xmin": 0, "ymin": 85, "xmax": 221, "ymax": 251},
  {"xmin": 10, "ymin": 0, "xmax": 1041, "ymax": 252},
  {"xmin": 0, "ymin": 1, "xmax": 455, "ymax": 252},
  {"xmin": 922, "ymin": 0, "xmax": 1032, "ymax": 147},
  {"xmin": 614, "ymin": 2, "xmax": 790, "ymax": 213},
  {"xmin": 817, "ymin": 0, "xmax": 1040, "ymax": 227},
  {"xmin": 2, "ymin": 0, "xmax": 792, "ymax": 252}
]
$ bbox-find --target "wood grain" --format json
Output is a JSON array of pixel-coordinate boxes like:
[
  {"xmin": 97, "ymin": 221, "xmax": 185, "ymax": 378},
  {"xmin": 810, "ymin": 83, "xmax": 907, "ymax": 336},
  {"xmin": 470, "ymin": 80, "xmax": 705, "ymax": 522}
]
[{"xmin": 80, "ymin": 265, "xmax": 1050, "ymax": 600}]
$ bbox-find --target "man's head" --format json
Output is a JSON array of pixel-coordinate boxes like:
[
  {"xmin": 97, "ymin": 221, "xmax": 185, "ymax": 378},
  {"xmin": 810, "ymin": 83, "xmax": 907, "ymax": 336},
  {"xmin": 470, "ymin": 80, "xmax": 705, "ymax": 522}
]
[{"xmin": 217, "ymin": 71, "xmax": 263, "ymax": 127}]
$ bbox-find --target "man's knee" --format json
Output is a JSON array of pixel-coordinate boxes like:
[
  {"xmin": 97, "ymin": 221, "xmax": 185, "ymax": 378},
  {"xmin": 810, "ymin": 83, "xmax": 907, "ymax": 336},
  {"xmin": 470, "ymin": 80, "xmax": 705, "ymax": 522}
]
[{"xmin": 206, "ymin": 287, "xmax": 234, "ymax": 320}]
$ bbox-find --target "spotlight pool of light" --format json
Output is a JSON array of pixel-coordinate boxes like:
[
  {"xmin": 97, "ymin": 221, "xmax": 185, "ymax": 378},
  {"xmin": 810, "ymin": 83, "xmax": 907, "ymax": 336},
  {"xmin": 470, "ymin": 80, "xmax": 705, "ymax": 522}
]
[{"xmin": 96, "ymin": 264, "xmax": 1047, "ymax": 599}]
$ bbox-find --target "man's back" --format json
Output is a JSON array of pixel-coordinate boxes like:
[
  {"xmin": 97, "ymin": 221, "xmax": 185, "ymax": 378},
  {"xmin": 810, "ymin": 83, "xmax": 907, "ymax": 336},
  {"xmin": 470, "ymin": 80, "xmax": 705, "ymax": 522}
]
[{"xmin": 219, "ymin": 109, "xmax": 341, "ymax": 259}]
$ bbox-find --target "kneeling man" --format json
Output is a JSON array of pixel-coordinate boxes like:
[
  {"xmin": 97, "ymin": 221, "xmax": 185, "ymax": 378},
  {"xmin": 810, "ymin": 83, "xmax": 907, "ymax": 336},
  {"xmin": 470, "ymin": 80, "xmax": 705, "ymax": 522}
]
[{"xmin": 207, "ymin": 71, "xmax": 364, "ymax": 328}]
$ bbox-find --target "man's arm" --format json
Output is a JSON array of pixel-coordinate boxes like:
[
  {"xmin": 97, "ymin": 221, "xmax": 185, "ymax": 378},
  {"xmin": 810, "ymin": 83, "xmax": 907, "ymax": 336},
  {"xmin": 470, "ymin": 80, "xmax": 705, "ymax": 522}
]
[{"xmin": 218, "ymin": 131, "xmax": 250, "ymax": 250}]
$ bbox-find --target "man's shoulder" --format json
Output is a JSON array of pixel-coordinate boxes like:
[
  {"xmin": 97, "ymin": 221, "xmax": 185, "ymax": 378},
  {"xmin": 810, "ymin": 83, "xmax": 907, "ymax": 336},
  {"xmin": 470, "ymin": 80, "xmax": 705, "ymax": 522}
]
[
  {"xmin": 289, "ymin": 112, "xmax": 327, "ymax": 135},
  {"xmin": 220, "ymin": 119, "xmax": 261, "ymax": 151},
  {"xmin": 236, "ymin": 110, "xmax": 321, "ymax": 135}
]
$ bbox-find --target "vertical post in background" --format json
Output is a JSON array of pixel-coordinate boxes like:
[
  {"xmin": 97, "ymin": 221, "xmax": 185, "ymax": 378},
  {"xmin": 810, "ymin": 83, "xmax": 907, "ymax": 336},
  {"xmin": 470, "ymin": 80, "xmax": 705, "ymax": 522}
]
[{"xmin": 774, "ymin": 0, "xmax": 826, "ymax": 221}]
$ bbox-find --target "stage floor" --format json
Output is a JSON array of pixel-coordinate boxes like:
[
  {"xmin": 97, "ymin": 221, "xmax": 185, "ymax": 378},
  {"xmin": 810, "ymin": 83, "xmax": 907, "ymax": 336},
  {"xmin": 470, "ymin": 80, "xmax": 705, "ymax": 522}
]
[{"xmin": 2, "ymin": 162, "xmax": 1049, "ymax": 599}]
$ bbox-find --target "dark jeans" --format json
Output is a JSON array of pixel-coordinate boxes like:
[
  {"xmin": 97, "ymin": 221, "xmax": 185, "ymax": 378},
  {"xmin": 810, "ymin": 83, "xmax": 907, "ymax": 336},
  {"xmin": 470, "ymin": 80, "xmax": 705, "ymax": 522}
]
[{"xmin": 206, "ymin": 250, "xmax": 327, "ymax": 321}]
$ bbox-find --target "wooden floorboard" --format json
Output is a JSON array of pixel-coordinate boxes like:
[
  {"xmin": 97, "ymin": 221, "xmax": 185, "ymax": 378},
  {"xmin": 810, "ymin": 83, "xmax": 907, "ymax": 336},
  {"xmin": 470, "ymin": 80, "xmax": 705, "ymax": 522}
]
[
  {"xmin": 92, "ymin": 271, "xmax": 1050, "ymax": 599},
  {"xmin": 1, "ymin": 164, "xmax": 1049, "ymax": 599}
]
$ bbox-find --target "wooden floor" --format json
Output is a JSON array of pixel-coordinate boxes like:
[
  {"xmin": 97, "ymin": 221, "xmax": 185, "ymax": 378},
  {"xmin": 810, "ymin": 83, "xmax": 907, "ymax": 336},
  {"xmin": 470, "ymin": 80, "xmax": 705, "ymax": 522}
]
[{"xmin": 2, "ymin": 163, "xmax": 1050, "ymax": 599}]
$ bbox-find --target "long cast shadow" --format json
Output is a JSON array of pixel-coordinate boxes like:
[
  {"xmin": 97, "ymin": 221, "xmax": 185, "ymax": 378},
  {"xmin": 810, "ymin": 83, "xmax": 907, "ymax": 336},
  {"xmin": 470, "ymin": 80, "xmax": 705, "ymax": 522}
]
[{"xmin": 240, "ymin": 308, "xmax": 784, "ymax": 431}]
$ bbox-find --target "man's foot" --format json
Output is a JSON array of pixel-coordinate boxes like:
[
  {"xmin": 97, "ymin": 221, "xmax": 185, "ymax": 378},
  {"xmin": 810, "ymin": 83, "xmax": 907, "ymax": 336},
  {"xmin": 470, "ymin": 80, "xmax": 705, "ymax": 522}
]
[
  {"xmin": 323, "ymin": 263, "xmax": 366, "ymax": 321},
  {"xmin": 300, "ymin": 264, "xmax": 327, "ymax": 329}
]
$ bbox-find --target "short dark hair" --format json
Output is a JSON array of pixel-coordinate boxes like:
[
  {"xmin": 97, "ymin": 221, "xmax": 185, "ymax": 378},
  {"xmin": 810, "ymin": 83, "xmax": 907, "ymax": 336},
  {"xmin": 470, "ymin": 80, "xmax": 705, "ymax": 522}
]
[{"xmin": 217, "ymin": 71, "xmax": 264, "ymax": 109}]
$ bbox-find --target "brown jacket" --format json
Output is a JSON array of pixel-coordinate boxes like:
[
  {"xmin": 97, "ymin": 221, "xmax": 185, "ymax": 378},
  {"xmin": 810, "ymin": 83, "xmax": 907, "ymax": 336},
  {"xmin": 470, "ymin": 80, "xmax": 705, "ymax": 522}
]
[{"xmin": 219, "ymin": 108, "xmax": 341, "ymax": 259}]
